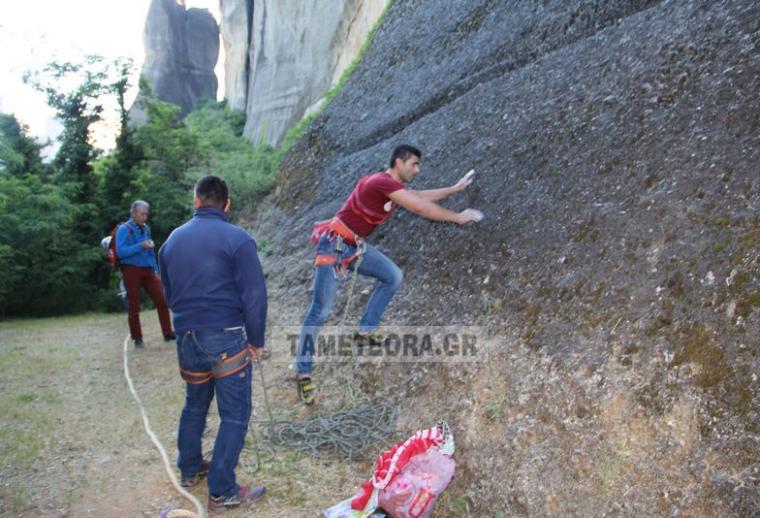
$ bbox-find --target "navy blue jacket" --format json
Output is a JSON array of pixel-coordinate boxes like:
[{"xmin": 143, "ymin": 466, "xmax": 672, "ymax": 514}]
[
  {"xmin": 116, "ymin": 219, "xmax": 158, "ymax": 271},
  {"xmin": 158, "ymin": 207, "xmax": 267, "ymax": 347}
]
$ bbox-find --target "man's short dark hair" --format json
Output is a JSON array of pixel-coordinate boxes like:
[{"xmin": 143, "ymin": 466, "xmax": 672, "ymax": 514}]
[
  {"xmin": 195, "ymin": 175, "xmax": 229, "ymax": 208},
  {"xmin": 389, "ymin": 144, "xmax": 422, "ymax": 168}
]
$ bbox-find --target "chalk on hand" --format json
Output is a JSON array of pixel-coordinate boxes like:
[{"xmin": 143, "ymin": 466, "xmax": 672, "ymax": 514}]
[
  {"xmin": 464, "ymin": 169, "xmax": 475, "ymax": 180},
  {"xmin": 472, "ymin": 209, "xmax": 484, "ymax": 222}
]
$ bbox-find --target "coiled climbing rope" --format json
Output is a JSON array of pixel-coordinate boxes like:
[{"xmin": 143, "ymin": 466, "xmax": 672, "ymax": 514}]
[{"xmin": 245, "ymin": 357, "xmax": 399, "ymax": 468}]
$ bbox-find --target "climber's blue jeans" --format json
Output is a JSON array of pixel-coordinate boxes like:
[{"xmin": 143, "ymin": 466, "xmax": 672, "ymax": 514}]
[
  {"xmin": 176, "ymin": 328, "xmax": 252, "ymax": 497},
  {"xmin": 295, "ymin": 234, "xmax": 403, "ymax": 375}
]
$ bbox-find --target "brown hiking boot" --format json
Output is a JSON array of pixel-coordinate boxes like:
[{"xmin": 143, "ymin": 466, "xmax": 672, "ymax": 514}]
[{"xmin": 208, "ymin": 485, "xmax": 266, "ymax": 513}]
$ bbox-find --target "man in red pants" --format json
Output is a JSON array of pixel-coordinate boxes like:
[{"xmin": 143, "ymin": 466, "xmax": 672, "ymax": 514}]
[{"xmin": 116, "ymin": 200, "xmax": 174, "ymax": 348}]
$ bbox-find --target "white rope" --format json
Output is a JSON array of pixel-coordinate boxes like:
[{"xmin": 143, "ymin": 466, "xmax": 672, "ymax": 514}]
[
  {"xmin": 165, "ymin": 511, "xmax": 198, "ymax": 517},
  {"xmin": 122, "ymin": 335, "xmax": 207, "ymax": 518}
]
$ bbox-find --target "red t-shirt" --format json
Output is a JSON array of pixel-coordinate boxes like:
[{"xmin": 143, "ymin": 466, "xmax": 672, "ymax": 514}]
[{"xmin": 335, "ymin": 172, "xmax": 406, "ymax": 237}]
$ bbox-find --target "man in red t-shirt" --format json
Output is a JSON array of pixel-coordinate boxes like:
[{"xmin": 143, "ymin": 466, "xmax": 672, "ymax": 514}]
[{"xmin": 295, "ymin": 144, "xmax": 483, "ymax": 404}]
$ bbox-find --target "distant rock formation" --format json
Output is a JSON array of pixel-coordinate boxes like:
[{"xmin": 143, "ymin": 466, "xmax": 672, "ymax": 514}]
[
  {"xmin": 132, "ymin": 0, "xmax": 219, "ymax": 121},
  {"xmin": 219, "ymin": 0, "xmax": 252, "ymax": 112},
  {"xmin": 219, "ymin": 0, "xmax": 389, "ymax": 147}
]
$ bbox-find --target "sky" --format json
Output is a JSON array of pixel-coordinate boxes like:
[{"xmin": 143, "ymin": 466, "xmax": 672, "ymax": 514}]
[{"xmin": 0, "ymin": 0, "xmax": 222, "ymax": 153}]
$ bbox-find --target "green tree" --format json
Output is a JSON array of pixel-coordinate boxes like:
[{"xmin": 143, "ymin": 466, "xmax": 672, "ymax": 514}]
[
  {"xmin": 0, "ymin": 113, "xmax": 47, "ymax": 178},
  {"xmin": 18, "ymin": 57, "xmax": 141, "ymax": 313},
  {"xmin": 134, "ymin": 80, "xmax": 199, "ymax": 181},
  {"xmin": 0, "ymin": 175, "xmax": 100, "ymax": 316},
  {"xmin": 97, "ymin": 59, "xmax": 141, "ymax": 228},
  {"xmin": 23, "ymin": 57, "xmax": 118, "ymax": 255},
  {"xmin": 124, "ymin": 83, "xmax": 198, "ymax": 242},
  {"xmin": 185, "ymin": 100, "xmax": 277, "ymax": 211},
  {"xmin": 23, "ymin": 57, "xmax": 111, "ymax": 204}
]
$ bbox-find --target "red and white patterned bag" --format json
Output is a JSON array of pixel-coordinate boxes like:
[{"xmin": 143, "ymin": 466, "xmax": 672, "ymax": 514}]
[{"xmin": 325, "ymin": 422, "xmax": 455, "ymax": 518}]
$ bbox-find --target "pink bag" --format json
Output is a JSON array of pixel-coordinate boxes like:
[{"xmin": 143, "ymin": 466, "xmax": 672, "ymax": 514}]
[
  {"xmin": 327, "ymin": 423, "xmax": 456, "ymax": 518},
  {"xmin": 377, "ymin": 447, "xmax": 455, "ymax": 518}
]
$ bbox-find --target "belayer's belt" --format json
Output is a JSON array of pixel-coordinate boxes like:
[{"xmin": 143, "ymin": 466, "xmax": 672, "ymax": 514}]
[{"xmin": 180, "ymin": 345, "xmax": 256, "ymax": 384}]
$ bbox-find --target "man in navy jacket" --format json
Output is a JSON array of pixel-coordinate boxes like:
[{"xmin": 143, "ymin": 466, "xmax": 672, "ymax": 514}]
[
  {"xmin": 159, "ymin": 176, "xmax": 268, "ymax": 512},
  {"xmin": 116, "ymin": 200, "xmax": 173, "ymax": 348}
]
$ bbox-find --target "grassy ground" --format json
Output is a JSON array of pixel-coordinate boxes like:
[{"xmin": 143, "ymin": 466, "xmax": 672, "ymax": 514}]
[{"xmin": 0, "ymin": 311, "xmax": 379, "ymax": 517}]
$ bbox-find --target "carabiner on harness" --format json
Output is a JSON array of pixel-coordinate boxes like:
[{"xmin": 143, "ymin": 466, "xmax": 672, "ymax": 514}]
[
  {"xmin": 332, "ymin": 237, "xmax": 366, "ymax": 280},
  {"xmin": 313, "ymin": 234, "xmax": 366, "ymax": 280}
]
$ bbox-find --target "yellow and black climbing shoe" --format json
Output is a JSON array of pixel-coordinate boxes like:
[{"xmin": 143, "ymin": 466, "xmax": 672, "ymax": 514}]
[{"xmin": 297, "ymin": 376, "xmax": 315, "ymax": 405}]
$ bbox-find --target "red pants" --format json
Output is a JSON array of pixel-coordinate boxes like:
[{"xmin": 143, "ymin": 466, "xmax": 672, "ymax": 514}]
[{"xmin": 121, "ymin": 265, "xmax": 172, "ymax": 340}]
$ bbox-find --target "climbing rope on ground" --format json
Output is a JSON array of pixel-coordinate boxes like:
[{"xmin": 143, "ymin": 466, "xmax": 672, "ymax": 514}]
[
  {"xmin": 242, "ymin": 358, "xmax": 276, "ymax": 474},
  {"xmin": 247, "ymin": 358, "xmax": 399, "ymax": 462},
  {"xmin": 259, "ymin": 400, "xmax": 398, "ymax": 460},
  {"xmin": 160, "ymin": 510, "xmax": 197, "ymax": 518},
  {"xmin": 122, "ymin": 334, "xmax": 206, "ymax": 518}
]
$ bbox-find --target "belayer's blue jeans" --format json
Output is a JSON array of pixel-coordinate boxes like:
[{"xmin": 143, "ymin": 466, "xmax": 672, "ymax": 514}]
[
  {"xmin": 295, "ymin": 234, "xmax": 403, "ymax": 375},
  {"xmin": 175, "ymin": 328, "xmax": 252, "ymax": 497}
]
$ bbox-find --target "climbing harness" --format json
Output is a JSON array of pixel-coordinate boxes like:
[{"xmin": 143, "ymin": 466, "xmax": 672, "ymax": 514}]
[
  {"xmin": 311, "ymin": 216, "xmax": 360, "ymax": 245},
  {"xmin": 310, "ymin": 217, "xmax": 368, "ymax": 324},
  {"xmin": 312, "ymin": 217, "xmax": 366, "ymax": 279},
  {"xmin": 178, "ymin": 335, "xmax": 258, "ymax": 384}
]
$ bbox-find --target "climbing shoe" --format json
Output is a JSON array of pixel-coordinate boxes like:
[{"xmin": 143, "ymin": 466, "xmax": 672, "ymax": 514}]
[
  {"xmin": 297, "ymin": 376, "xmax": 316, "ymax": 405},
  {"xmin": 180, "ymin": 459, "xmax": 210, "ymax": 488},
  {"xmin": 208, "ymin": 484, "xmax": 266, "ymax": 513},
  {"xmin": 164, "ymin": 332, "xmax": 177, "ymax": 341},
  {"xmin": 134, "ymin": 339, "xmax": 145, "ymax": 349}
]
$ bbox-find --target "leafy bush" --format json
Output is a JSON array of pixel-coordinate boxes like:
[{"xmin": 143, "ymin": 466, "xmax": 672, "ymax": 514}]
[
  {"xmin": 185, "ymin": 100, "xmax": 277, "ymax": 211},
  {"xmin": 0, "ymin": 175, "xmax": 102, "ymax": 316}
]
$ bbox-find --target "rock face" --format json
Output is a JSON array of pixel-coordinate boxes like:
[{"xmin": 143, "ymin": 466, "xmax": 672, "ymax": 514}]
[
  {"xmin": 232, "ymin": 0, "xmax": 389, "ymax": 146},
  {"xmin": 256, "ymin": 0, "xmax": 760, "ymax": 515},
  {"xmin": 219, "ymin": 0, "xmax": 252, "ymax": 111},
  {"xmin": 137, "ymin": 0, "xmax": 219, "ymax": 118}
]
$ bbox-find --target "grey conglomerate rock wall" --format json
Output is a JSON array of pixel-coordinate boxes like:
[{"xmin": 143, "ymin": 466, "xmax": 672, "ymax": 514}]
[
  {"xmin": 136, "ymin": 0, "xmax": 219, "ymax": 119},
  {"xmin": 258, "ymin": 0, "xmax": 759, "ymax": 514}
]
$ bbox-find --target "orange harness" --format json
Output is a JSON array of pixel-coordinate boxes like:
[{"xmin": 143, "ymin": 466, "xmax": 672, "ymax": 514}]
[
  {"xmin": 311, "ymin": 218, "xmax": 365, "ymax": 274},
  {"xmin": 179, "ymin": 345, "xmax": 256, "ymax": 385},
  {"xmin": 311, "ymin": 217, "xmax": 360, "ymax": 245}
]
